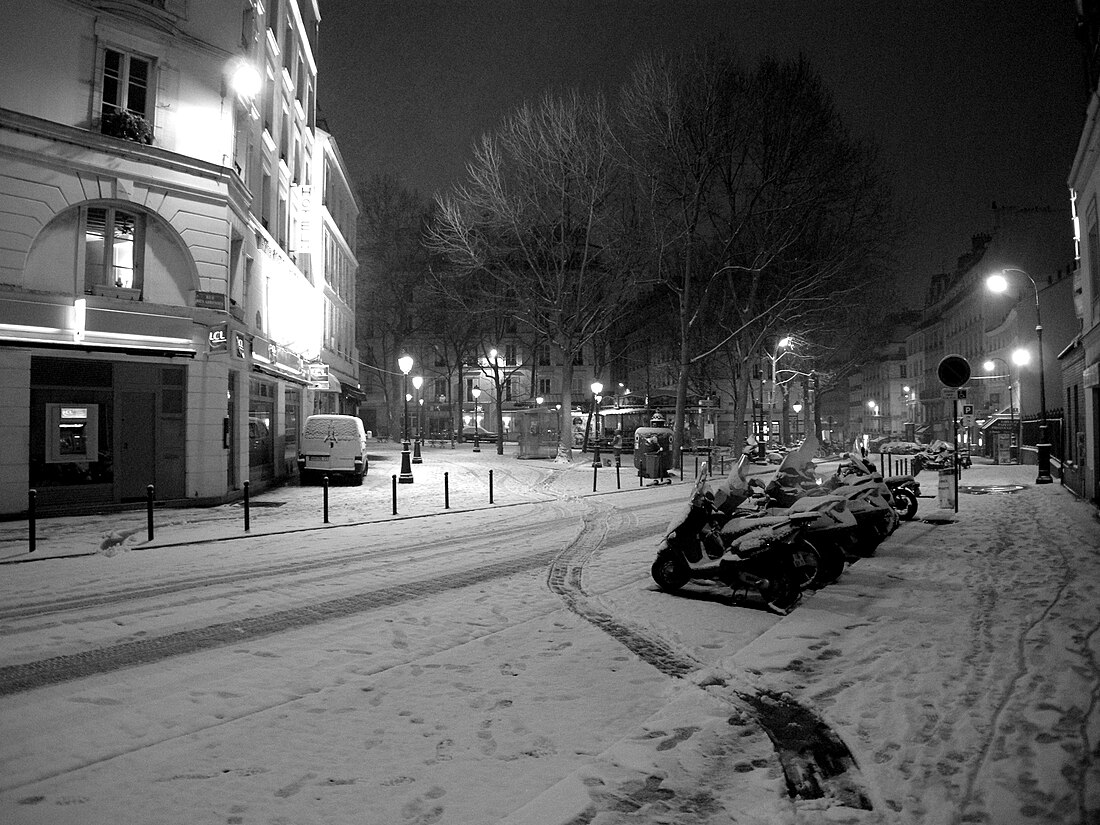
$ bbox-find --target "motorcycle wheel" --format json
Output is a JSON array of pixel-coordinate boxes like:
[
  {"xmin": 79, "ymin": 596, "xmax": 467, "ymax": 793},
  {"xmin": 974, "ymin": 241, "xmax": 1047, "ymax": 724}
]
[
  {"xmin": 810, "ymin": 540, "xmax": 846, "ymax": 587},
  {"xmin": 762, "ymin": 570, "xmax": 800, "ymax": 615},
  {"xmin": 651, "ymin": 551, "xmax": 691, "ymax": 592},
  {"xmin": 893, "ymin": 488, "xmax": 918, "ymax": 521},
  {"xmin": 788, "ymin": 539, "xmax": 823, "ymax": 590}
]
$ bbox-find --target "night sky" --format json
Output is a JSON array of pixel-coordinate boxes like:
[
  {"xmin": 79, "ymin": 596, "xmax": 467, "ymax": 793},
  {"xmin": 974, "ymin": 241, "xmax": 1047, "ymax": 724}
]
[{"xmin": 315, "ymin": 1, "xmax": 1086, "ymax": 297}]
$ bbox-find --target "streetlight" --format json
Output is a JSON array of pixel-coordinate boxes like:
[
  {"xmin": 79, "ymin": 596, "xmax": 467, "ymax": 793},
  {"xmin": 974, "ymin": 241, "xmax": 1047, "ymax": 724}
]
[
  {"xmin": 411, "ymin": 375, "xmax": 424, "ymax": 464},
  {"xmin": 471, "ymin": 386, "xmax": 482, "ymax": 452},
  {"xmin": 987, "ymin": 269, "xmax": 1052, "ymax": 483},
  {"xmin": 397, "ymin": 354, "xmax": 414, "ymax": 484},
  {"xmin": 590, "ymin": 381, "xmax": 604, "ymax": 466},
  {"xmin": 867, "ymin": 399, "xmax": 879, "ymax": 434},
  {"xmin": 766, "ymin": 336, "xmax": 792, "ymax": 448}
]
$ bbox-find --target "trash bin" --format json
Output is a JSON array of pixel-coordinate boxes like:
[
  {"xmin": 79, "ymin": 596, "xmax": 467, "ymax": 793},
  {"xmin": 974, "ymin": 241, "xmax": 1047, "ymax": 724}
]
[{"xmin": 644, "ymin": 452, "xmax": 662, "ymax": 479}]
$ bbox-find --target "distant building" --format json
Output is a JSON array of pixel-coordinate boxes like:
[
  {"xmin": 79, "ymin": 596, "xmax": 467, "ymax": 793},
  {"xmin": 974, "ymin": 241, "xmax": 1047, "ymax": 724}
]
[
  {"xmin": 0, "ymin": 0, "xmax": 355, "ymax": 515},
  {"xmin": 901, "ymin": 213, "xmax": 1076, "ymax": 461}
]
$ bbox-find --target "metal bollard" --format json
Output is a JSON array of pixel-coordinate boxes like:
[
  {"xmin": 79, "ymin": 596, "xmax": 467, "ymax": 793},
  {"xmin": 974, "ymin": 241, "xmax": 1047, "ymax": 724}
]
[
  {"xmin": 444, "ymin": 472, "xmax": 450, "ymax": 510},
  {"xmin": 323, "ymin": 476, "xmax": 329, "ymax": 524},
  {"xmin": 243, "ymin": 480, "xmax": 250, "ymax": 532},
  {"xmin": 489, "ymin": 469, "xmax": 494, "ymax": 504},
  {"xmin": 392, "ymin": 475, "xmax": 398, "ymax": 515},
  {"xmin": 146, "ymin": 484, "xmax": 154, "ymax": 541},
  {"xmin": 616, "ymin": 464, "xmax": 621, "ymax": 490},
  {"xmin": 593, "ymin": 465, "xmax": 598, "ymax": 492},
  {"xmin": 694, "ymin": 454, "xmax": 699, "ymax": 478},
  {"xmin": 28, "ymin": 489, "xmax": 36, "ymax": 553}
]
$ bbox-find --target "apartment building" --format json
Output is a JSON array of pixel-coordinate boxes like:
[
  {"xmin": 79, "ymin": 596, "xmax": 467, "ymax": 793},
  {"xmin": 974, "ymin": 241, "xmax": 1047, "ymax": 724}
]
[{"xmin": 0, "ymin": 0, "xmax": 356, "ymax": 515}]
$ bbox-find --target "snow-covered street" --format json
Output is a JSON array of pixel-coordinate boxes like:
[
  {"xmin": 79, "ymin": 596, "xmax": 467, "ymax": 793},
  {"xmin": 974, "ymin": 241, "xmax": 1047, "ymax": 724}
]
[{"xmin": 1, "ymin": 444, "xmax": 1097, "ymax": 824}]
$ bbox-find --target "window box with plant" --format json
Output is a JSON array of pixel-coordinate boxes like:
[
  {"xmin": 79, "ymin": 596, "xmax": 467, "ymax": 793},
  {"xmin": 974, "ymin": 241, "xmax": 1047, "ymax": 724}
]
[{"xmin": 100, "ymin": 107, "xmax": 154, "ymax": 145}]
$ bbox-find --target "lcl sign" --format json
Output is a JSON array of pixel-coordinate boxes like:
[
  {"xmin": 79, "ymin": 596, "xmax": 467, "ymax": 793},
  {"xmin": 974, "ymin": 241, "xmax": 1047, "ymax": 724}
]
[{"xmin": 208, "ymin": 324, "xmax": 228, "ymax": 352}]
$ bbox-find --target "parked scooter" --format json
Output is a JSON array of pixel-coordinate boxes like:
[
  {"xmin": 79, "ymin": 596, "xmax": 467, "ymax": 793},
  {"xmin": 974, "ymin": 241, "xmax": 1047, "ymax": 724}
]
[
  {"xmin": 839, "ymin": 453, "xmax": 920, "ymax": 520},
  {"xmin": 736, "ymin": 469, "xmax": 854, "ymax": 586},
  {"xmin": 765, "ymin": 466, "xmax": 889, "ymax": 559},
  {"xmin": 651, "ymin": 462, "xmax": 819, "ymax": 614}
]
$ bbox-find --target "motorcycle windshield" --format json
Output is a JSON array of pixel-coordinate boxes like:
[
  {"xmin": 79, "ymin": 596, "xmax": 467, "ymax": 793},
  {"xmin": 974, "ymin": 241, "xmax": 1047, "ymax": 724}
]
[{"xmin": 664, "ymin": 460, "xmax": 712, "ymax": 535}]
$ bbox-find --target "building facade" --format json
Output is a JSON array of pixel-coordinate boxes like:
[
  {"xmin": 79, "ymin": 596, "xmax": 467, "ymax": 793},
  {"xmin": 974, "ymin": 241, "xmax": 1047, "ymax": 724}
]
[
  {"xmin": 0, "ymin": 0, "xmax": 355, "ymax": 516},
  {"xmin": 1065, "ymin": 0, "xmax": 1100, "ymax": 504}
]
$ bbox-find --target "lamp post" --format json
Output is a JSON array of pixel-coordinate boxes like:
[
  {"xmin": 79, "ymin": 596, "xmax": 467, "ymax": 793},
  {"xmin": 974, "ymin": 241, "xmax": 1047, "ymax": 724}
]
[
  {"xmin": 411, "ymin": 375, "xmax": 424, "ymax": 464},
  {"xmin": 591, "ymin": 381, "xmax": 604, "ymax": 467},
  {"xmin": 987, "ymin": 269, "xmax": 1052, "ymax": 483},
  {"xmin": 766, "ymin": 336, "xmax": 791, "ymax": 448},
  {"xmin": 471, "ymin": 386, "xmax": 482, "ymax": 452},
  {"xmin": 792, "ymin": 401, "xmax": 803, "ymax": 441},
  {"xmin": 902, "ymin": 385, "xmax": 916, "ymax": 441},
  {"xmin": 397, "ymin": 355, "xmax": 414, "ymax": 483}
]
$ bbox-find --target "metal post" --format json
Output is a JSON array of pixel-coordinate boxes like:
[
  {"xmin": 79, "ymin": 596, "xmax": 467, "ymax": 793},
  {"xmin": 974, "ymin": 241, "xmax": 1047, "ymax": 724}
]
[
  {"xmin": 489, "ymin": 469, "xmax": 494, "ymax": 503},
  {"xmin": 444, "ymin": 472, "xmax": 450, "ymax": 510},
  {"xmin": 243, "ymin": 480, "xmax": 250, "ymax": 531},
  {"xmin": 593, "ymin": 465, "xmax": 598, "ymax": 492},
  {"xmin": 953, "ymin": 400, "xmax": 960, "ymax": 513},
  {"xmin": 616, "ymin": 464, "xmax": 621, "ymax": 490},
  {"xmin": 28, "ymin": 489, "xmax": 36, "ymax": 553},
  {"xmin": 146, "ymin": 484, "xmax": 154, "ymax": 541},
  {"xmin": 392, "ymin": 474, "xmax": 398, "ymax": 514},
  {"xmin": 323, "ymin": 476, "xmax": 329, "ymax": 523}
]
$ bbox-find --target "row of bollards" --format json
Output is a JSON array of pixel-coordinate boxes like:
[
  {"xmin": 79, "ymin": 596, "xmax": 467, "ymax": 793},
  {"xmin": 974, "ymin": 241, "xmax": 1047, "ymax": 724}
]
[{"xmin": 20, "ymin": 462, "xmax": 672, "ymax": 553}]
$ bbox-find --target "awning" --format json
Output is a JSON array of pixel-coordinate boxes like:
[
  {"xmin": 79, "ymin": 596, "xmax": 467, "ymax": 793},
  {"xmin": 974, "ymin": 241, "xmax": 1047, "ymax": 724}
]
[
  {"xmin": 253, "ymin": 363, "xmax": 311, "ymax": 386},
  {"xmin": 915, "ymin": 424, "xmax": 932, "ymax": 434},
  {"xmin": 341, "ymin": 381, "xmax": 366, "ymax": 401}
]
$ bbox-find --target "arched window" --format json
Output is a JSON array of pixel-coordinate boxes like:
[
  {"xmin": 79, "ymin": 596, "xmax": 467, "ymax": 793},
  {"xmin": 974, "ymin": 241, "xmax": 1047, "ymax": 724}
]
[{"xmin": 83, "ymin": 205, "xmax": 144, "ymax": 295}]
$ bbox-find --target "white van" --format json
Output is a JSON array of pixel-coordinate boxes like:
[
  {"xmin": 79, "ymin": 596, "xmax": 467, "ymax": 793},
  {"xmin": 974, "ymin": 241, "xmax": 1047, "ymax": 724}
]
[{"xmin": 297, "ymin": 414, "xmax": 368, "ymax": 485}]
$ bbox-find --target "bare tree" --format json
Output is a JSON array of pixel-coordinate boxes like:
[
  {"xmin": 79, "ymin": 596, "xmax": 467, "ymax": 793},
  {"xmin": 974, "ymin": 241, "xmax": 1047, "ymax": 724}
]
[
  {"xmin": 427, "ymin": 90, "xmax": 640, "ymax": 461},
  {"xmin": 356, "ymin": 174, "xmax": 435, "ymax": 439},
  {"xmin": 621, "ymin": 47, "xmax": 900, "ymax": 459}
]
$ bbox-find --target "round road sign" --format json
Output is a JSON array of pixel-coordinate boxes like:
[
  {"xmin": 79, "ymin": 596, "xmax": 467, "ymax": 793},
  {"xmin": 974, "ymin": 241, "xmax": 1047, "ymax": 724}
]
[{"xmin": 937, "ymin": 354, "xmax": 971, "ymax": 388}]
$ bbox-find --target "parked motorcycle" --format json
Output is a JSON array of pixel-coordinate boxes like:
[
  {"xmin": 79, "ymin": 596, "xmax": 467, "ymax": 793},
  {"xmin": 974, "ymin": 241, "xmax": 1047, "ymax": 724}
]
[
  {"xmin": 739, "ymin": 474, "xmax": 854, "ymax": 586},
  {"xmin": 839, "ymin": 453, "xmax": 920, "ymax": 521},
  {"xmin": 767, "ymin": 467, "xmax": 891, "ymax": 558},
  {"xmin": 651, "ymin": 462, "xmax": 818, "ymax": 614}
]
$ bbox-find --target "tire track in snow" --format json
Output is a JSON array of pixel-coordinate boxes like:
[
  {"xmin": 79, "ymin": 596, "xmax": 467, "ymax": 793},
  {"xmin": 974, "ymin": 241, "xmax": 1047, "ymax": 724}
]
[{"xmin": 547, "ymin": 499, "xmax": 873, "ymax": 809}]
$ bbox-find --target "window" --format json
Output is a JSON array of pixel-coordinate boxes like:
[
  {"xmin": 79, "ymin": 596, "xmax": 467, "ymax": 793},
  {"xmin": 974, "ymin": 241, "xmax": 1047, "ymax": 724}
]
[
  {"xmin": 102, "ymin": 48, "xmax": 151, "ymax": 118},
  {"xmin": 84, "ymin": 205, "xmax": 144, "ymax": 294}
]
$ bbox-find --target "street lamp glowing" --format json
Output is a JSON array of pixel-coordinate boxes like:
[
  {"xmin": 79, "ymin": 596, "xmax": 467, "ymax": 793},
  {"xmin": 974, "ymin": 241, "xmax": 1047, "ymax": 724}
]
[
  {"xmin": 230, "ymin": 62, "xmax": 262, "ymax": 100},
  {"xmin": 792, "ymin": 402, "xmax": 803, "ymax": 414},
  {"xmin": 986, "ymin": 268, "xmax": 1051, "ymax": 483},
  {"xmin": 982, "ymin": 360, "xmax": 996, "ymax": 373},
  {"xmin": 471, "ymin": 386, "xmax": 482, "ymax": 452},
  {"xmin": 1011, "ymin": 348, "xmax": 1030, "ymax": 366},
  {"xmin": 591, "ymin": 381, "xmax": 603, "ymax": 396},
  {"xmin": 778, "ymin": 336, "xmax": 791, "ymax": 348},
  {"xmin": 867, "ymin": 399, "xmax": 877, "ymax": 410},
  {"xmin": 397, "ymin": 355, "xmax": 414, "ymax": 483}
]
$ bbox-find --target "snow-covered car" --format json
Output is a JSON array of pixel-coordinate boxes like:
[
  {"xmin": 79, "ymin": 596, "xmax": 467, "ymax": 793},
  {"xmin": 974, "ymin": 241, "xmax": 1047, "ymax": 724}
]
[
  {"xmin": 462, "ymin": 425, "xmax": 498, "ymax": 441},
  {"xmin": 879, "ymin": 440, "xmax": 924, "ymax": 454}
]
